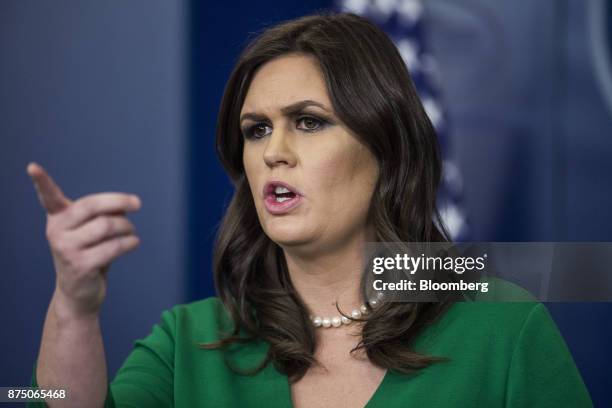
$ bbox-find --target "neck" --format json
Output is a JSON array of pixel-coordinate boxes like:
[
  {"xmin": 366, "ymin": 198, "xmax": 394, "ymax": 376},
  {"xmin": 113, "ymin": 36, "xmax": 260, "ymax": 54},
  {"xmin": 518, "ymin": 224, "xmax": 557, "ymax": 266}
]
[{"xmin": 282, "ymin": 228, "xmax": 372, "ymax": 318}]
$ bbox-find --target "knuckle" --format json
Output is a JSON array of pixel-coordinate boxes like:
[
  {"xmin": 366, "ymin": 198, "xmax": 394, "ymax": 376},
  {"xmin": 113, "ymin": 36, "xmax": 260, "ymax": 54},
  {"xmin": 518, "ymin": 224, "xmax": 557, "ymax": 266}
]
[
  {"xmin": 122, "ymin": 218, "xmax": 135, "ymax": 233},
  {"xmin": 90, "ymin": 218, "xmax": 105, "ymax": 238},
  {"xmin": 113, "ymin": 238, "xmax": 125, "ymax": 253},
  {"xmin": 52, "ymin": 238, "xmax": 67, "ymax": 253},
  {"xmin": 45, "ymin": 217, "xmax": 64, "ymax": 240},
  {"xmin": 67, "ymin": 204, "xmax": 84, "ymax": 224},
  {"xmin": 99, "ymin": 217, "xmax": 113, "ymax": 236},
  {"xmin": 76, "ymin": 198, "xmax": 94, "ymax": 219},
  {"xmin": 80, "ymin": 199, "xmax": 94, "ymax": 216}
]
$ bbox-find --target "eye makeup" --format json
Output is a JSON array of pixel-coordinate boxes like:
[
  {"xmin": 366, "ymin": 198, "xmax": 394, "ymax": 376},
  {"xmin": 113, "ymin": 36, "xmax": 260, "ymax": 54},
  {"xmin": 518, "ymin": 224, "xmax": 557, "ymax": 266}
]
[{"xmin": 241, "ymin": 110, "xmax": 333, "ymax": 140}]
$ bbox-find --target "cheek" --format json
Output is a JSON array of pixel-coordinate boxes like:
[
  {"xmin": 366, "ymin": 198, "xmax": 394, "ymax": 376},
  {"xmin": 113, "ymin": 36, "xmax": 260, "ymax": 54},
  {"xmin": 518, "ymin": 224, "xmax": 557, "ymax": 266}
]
[
  {"xmin": 242, "ymin": 146, "xmax": 266, "ymax": 214},
  {"xmin": 243, "ymin": 145, "xmax": 261, "ymax": 189},
  {"xmin": 306, "ymin": 143, "xmax": 378, "ymax": 219},
  {"xmin": 242, "ymin": 145, "xmax": 254, "ymax": 177}
]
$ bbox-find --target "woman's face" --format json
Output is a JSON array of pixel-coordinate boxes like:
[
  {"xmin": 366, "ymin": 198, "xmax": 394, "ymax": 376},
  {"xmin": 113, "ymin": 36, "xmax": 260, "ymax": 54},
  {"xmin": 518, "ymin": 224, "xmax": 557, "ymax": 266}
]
[{"xmin": 241, "ymin": 53, "xmax": 379, "ymax": 252}]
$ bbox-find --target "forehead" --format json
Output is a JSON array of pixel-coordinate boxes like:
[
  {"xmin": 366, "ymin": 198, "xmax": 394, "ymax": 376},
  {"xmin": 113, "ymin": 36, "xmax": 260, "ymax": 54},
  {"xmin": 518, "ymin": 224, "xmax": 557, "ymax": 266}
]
[{"xmin": 241, "ymin": 53, "xmax": 331, "ymax": 114}]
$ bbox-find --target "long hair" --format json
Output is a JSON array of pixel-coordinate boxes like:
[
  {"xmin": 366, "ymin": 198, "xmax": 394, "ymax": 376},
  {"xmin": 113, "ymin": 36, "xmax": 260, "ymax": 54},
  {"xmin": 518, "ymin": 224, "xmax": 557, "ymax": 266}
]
[{"xmin": 204, "ymin": 12, "xmax": 454, "ymax": 382}]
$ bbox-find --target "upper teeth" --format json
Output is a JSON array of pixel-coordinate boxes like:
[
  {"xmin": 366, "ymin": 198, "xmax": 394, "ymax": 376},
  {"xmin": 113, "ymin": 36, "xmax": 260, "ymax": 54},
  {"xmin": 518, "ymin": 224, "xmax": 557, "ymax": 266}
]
[{"xmin": 274, "ymin": 186, "xmax": 291, "ymax": 194}]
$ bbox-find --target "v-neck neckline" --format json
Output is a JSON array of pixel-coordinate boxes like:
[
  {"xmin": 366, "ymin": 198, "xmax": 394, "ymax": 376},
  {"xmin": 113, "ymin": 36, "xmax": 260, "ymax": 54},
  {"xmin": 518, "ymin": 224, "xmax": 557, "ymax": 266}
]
[
  {"xmin": 363, "ymin": 368, "xmax": 391, "ymax": 408},
  {"xmin": 279, "ymin": 367, "xmax": 392, "ymax": 408}
]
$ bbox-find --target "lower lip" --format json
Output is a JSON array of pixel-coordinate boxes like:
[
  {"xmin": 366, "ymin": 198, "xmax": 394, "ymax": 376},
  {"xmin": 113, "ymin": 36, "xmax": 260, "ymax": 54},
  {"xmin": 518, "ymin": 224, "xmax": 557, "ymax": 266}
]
[{"xmin": 264, "ymin": 194, "xmax": 302, "ymax": 215}]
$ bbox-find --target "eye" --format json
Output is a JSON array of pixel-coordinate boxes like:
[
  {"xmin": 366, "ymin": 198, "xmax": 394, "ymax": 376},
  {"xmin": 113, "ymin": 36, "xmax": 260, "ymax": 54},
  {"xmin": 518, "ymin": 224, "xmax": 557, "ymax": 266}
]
[
  {"xmin": 297, "ymin": 116, "xmax": 326, "ymax": 132},
  {"xmin": 244, "ymin": 123, "xmax": 272, "ymax": 140}
]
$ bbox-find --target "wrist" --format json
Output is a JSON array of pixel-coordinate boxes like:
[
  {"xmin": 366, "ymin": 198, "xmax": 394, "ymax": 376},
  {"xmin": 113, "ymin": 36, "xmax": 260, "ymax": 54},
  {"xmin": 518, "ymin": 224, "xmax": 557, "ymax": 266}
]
[{"xmin": 51, "ymin": 288, "xmax": 100, "ymax": 325}]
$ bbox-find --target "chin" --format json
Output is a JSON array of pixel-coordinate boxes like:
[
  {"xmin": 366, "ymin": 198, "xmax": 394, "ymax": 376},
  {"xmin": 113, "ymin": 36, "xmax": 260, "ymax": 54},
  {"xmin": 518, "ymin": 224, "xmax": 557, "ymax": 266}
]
[{"xmin": 263, "ymin": 222, "xmax": 313, "ymax": 247}]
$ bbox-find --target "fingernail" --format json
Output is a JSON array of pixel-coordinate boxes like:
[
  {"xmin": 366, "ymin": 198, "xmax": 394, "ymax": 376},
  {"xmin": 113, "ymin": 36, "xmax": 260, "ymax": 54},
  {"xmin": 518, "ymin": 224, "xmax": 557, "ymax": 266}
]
[{"xmin": 131, "ymin": 195, "xmax": 141, "ymax": 208}]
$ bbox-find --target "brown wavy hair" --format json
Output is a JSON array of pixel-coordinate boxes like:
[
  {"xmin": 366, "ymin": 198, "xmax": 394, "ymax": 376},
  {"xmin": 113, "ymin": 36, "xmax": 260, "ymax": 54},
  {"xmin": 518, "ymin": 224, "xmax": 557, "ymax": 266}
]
[{"xmin": 202, "ymin": 12, "xmax": 455, "ymax": 382}]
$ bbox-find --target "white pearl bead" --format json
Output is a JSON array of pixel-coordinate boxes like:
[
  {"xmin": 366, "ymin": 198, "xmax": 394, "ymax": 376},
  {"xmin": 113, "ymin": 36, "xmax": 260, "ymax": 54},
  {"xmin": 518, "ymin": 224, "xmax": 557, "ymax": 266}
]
[{"xmin": 311, "ymin": 304, "xmax": 372, "ymax": 328}]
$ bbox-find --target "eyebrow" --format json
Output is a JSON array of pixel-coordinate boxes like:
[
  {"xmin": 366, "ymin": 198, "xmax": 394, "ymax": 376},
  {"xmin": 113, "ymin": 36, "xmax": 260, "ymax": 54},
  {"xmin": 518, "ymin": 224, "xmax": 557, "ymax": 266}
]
[{"xmin": 240, "ymin": 100, "xmax": 331, "ymax": 124}]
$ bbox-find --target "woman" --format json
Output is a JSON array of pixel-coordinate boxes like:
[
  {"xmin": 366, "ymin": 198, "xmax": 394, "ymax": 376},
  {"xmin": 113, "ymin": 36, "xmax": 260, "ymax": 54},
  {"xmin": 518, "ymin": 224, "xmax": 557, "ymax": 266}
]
[{"xmin": 29, "ymin": 12, "xmax": 591, "ymax": 407}]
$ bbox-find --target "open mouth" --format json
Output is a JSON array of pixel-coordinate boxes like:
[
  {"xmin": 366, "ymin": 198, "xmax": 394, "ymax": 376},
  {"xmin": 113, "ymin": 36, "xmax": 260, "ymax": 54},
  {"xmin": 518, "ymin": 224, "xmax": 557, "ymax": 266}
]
[
  {"xmin": 263, "ymin": 181, "xmax": 302, "ymax": 214},
  {"xmin": 270, "ymin": 186, "xmax": 296, "ymax": 202}
]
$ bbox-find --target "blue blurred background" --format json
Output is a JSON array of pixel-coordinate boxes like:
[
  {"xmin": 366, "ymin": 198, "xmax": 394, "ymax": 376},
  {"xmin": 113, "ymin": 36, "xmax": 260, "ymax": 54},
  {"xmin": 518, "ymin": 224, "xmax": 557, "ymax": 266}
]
[{"xmin": 1, "ymin": 0, "xmax": 611, "ymax": 406}]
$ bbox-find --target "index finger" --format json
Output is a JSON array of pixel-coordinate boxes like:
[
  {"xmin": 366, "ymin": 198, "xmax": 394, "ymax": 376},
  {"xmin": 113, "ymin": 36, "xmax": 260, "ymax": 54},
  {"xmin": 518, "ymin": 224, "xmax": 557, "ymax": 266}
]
[
  {"xmin": 27, "ymin": 162, "xmax": 72, "ymax": 215},
  {"xmin": 60, "ymin": 192, "xmax": 141, "ymax": 230}
]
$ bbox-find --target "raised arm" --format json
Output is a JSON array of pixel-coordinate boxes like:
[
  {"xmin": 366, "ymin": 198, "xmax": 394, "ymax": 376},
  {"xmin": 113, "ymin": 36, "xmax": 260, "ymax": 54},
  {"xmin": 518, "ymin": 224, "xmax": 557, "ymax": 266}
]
[{"xmin": 28, "ymin": 163, "xmax": 141, "ymax": 407}]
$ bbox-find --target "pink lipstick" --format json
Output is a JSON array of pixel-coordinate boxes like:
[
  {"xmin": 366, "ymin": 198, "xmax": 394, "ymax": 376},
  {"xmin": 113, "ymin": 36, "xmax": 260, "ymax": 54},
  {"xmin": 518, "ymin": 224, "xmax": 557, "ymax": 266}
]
[{"xmin": 263, "ymin": 181, "xmax": 302, "ymax": 215}]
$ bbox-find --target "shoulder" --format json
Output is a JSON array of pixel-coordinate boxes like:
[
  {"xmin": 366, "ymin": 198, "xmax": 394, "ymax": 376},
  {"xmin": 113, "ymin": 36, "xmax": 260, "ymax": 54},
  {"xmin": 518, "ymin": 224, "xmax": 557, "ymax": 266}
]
[
  {"xmin": 472, "ymin": 275, "xmax": 538, "ymax": 302},
  {"xmin": 170, "ymin": 296, "xmax": 226, "ymax": 319},
  {"xmin": 448, "ymin": 276, "xmax": 542, "ymax": 330},
  {"xmin": 149, "ymin": 297, "xmax": 233, "ymax": 343},
  {"xmin": 414, "ymin": 278, "xmax": 571, "ymax": 375},
  {"xmin": 416, "ymin": 277, "xmax": 551, "ymax": 352},
  {"xmin": 410, "ymin": 284, "xmax": 592, "ymax": 405}
]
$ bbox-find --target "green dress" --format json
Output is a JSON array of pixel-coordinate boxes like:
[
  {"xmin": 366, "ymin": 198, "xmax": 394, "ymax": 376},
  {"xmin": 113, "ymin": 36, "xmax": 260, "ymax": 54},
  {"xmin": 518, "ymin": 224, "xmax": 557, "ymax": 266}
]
[{"xmin": 30, "ymin": 291, "xmax": 593, "ymax": 407}]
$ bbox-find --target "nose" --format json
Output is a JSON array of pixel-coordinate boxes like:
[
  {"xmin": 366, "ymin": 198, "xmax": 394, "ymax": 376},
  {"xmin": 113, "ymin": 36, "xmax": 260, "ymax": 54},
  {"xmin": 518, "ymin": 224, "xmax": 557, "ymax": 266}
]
[{"xmin": 263, "ymin": 127, "xmax": 298, "ymax": 168}]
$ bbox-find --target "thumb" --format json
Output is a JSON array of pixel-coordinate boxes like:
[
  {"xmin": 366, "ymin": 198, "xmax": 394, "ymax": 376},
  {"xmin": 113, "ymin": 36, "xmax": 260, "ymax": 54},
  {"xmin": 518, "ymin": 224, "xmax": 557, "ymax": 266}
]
[{"xmin": 27, "ymin": 162, "xmax": 72, "ymax": 215}]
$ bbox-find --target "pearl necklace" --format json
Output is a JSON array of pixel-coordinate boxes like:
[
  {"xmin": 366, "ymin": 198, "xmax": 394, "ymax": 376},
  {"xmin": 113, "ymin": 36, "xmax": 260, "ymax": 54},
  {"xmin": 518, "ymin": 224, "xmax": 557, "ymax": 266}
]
[{"xmin": 310, "ymin": 299, "xmax": 380, "ymax": 328}]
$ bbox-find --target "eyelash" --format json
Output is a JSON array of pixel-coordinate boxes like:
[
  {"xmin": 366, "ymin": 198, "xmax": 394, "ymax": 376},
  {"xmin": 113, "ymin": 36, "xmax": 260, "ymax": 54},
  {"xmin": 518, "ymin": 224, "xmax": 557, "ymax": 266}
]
[{"xmin": 243, "ymin": 115, "xmax": 329, "ymax": 140}]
